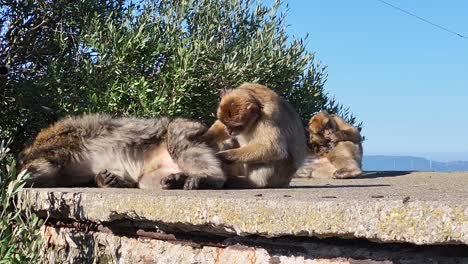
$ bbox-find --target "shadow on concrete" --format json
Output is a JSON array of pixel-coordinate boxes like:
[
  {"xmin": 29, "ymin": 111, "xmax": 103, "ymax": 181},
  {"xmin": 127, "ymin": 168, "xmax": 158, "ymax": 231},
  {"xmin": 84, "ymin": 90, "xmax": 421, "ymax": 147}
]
[
  {"xmin": 232, "ymin": 235, "xmax": 468, "ymax": 263},
  {"xmin": 291, "ymin": 184, "xmax": 391, "ymax": 189},
  {"xmin": 358, "ymin": 171, "xmax": 413, "ymax": 179}
]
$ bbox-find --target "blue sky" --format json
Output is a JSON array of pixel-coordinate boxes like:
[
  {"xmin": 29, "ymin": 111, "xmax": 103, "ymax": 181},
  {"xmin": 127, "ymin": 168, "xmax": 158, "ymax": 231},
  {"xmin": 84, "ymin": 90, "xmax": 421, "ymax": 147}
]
[{"xmin": 276, "ymin": 0, "xmax": 468, "ymax": 161}]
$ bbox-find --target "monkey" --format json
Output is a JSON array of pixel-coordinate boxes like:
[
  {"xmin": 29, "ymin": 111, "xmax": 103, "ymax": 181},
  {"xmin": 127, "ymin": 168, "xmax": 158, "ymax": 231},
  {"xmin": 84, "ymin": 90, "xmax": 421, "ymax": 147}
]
[
  {"xmin": 18, "ymin": 114, "xmax": 226, "ymax": 190},
  {"xmin": 296, "ymin": 110, "xmax": 362, "ymax": 179},
  {"xmin": 308, "ymin": 110, "xmax": 362, "ymax": 152},
  {"xmin": 206, "ymin": 83, "xmax": 308, "ymax": 188}
]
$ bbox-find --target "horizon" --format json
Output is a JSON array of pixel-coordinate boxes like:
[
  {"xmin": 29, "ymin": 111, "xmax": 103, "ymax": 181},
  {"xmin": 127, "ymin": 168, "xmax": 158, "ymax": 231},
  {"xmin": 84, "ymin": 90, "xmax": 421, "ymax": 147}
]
[
  {"xmin": 364, "ymin": 152, "xmax": 468, "ymax": 162},
  {"xmin": 277, "ymin": 0, "xmax": 468, "ymax": 162}
]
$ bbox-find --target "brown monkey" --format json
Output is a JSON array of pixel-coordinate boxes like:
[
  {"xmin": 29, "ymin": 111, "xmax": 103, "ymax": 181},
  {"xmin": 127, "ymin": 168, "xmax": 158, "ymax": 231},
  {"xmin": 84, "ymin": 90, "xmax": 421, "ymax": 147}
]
[
  {"xmin": 297, "ymin": 110, "xmax": 362, "ymax": 179},
  {"xmin": 207, "ymin": 83, "xmax": 308, "ymax": 188},
  {"xmin": 308, "ymin": 110, "xmax": 361, "ymax": 150},
  {"xmin": 18, "ymin": 114, "xmax": 226, "ymax": 190}
]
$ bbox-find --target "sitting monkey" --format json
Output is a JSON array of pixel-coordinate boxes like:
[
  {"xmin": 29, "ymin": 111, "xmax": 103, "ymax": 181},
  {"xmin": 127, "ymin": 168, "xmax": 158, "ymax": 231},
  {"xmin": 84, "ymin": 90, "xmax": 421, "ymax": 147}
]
[
  {"xmin": 18, "ymin": 114, "xmax": 226, "ymax": 190},
  {"xmin": 309, "ymin": 110, "xmax": 362, "ymax": 154},
  {"xmin": 204, "ymin": 83, "xmax": 308, "ymax": 188},
  {"xmin": 297, "ymin": 110, "xmax": 363, "ymax": 179}
]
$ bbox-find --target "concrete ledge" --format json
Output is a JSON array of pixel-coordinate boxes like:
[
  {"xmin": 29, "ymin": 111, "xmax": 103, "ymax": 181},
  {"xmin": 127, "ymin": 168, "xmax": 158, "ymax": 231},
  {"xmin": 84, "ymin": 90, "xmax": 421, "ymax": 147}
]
[
  {"xmin": 44, "ymin": 225, "xmax": 420, "ymax": 264},
  {"xmin": 42, "ymin": 225, "xmax": 468, "ymax": 264},
  {"xmin": 19, "ymin": 172, "xmax": 468, "ymax": 246}
]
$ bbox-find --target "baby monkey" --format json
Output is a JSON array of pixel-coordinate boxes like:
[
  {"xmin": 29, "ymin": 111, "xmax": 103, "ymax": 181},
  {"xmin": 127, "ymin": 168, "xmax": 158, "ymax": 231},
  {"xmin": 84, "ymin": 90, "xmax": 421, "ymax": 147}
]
[
  {"xmin": 300, "ymin": 110, "xmax": 363, "ymax": 179},
  {"xmin": 19, "ymin": 114, "xmax": 226, "ymax": 190}
]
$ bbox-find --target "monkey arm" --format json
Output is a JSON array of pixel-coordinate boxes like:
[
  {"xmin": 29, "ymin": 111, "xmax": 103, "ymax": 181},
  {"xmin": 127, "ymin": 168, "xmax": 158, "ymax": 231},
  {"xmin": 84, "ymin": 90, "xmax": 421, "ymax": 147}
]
[
  {"xmin": 333, "ymin": 129, "xmax": 362, "ymax": 144},
  {"xmin": 202, "ymin": 120, "xmax": 230, "ymax": 148},
  {"xmin": 330, "ymin": 115, "xmax": 362, "ymax": 144},
  {"xmin": 310, "ymin": 133, "xmax": 328, "ymax": 145},
  {"xmin": 217, "ymin": 143, "xmax": 287, "ymax": 164}
]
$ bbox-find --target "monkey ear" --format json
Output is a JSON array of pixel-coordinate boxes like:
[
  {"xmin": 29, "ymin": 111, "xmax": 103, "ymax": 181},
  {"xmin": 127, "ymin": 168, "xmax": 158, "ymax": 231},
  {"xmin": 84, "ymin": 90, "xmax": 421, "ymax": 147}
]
[
  {"xmin": 247, "ymin": 102, "xmax": 261, "ymax": 114},
  {"xmin": 218, "ymin": 89, "xmax": 226, "ymax": 98},
  {"xmin": 321, "ymin": 116, "xmax": 330, "ymax": 127},
  {"xmin": 218, "ymin": 88, "xmax": 232, "ymax": 98}
]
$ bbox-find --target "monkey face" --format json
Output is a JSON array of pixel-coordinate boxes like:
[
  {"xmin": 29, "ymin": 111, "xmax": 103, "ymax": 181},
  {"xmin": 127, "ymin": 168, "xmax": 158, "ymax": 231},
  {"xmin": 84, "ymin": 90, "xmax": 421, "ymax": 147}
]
[
  {"xmin": 217, "ymin": 91, "xmax": 261, "ymax": 136},
  {"xmin": 309, "ymin": 132, "xmax": 329, "ymax": 147}
]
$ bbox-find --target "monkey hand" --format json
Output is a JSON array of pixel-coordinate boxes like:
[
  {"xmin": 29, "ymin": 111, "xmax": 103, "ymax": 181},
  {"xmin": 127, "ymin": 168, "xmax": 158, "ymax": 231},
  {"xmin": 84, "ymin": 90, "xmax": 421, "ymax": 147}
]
[
  {"xmin": 316, "ymin": 145, "xmax": 331, "ymax": 155},
  {"xmin": 310, "ymin": 133, "xmax": 328, "ymax": 145},
  {"xmin": 216, "ymin": 150, "xmax": 236, "ymax": 163},
  {"xmin": 310, "ymin": 143, "xmax": 321, "ymax": 154},
  {"xmin": 160, "ymin": 172, "xmax": 188, "ymax": 189},
  {"xmin": 325, "ymin": 142, "xmax": 336, "ymax": 151},
  {"xmin": 323, "ymin": 129, "xmax": 339, "ymax": 143},
  {"xmin": 322, "ymin": 128, "xmax": 332, "ymax": 138}
]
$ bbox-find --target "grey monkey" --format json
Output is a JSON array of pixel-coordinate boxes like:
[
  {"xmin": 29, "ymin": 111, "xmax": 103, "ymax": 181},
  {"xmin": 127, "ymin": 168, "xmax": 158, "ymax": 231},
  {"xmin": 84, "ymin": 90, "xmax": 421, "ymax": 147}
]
[{"xmin": 18, "ymin": 114, "xmax": 226, "ymax": 190}]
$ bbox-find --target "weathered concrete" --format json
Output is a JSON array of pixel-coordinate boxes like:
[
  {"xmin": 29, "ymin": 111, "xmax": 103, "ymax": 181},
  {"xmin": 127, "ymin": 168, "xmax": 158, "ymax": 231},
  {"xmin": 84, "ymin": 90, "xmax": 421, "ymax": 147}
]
[
  {"xmin": 19, "ymin": 171, "xmax": 468, "ymax": 246},
  {"xmin": 42, "ymin": 225, "xmax": 464, "ymax": 264}
]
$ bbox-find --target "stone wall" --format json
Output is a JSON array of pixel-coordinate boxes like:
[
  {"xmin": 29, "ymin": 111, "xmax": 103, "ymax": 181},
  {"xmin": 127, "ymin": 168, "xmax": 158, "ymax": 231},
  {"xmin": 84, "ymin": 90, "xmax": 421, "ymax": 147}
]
[{"xmin": 20, "ymin": 172, "xmax": 468, "ymax": 263}]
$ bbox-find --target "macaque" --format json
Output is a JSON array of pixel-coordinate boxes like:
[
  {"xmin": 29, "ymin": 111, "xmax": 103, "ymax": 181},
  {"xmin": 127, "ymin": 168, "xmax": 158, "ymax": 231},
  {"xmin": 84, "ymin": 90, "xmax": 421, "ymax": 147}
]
[
  {"xmin": 206, "ymin": 83, "xmax": 308, "ymax": 188},
  {"xmin": 18, "ymin": 114, "xmax": 226, "ymax": 190},
  {"xmin": 297, "ymin": 110, "xmax": 362, "ymax": 179},
  {"xmin": 308, "ymin": 110, "xmax": 362, "ymax": 152}
]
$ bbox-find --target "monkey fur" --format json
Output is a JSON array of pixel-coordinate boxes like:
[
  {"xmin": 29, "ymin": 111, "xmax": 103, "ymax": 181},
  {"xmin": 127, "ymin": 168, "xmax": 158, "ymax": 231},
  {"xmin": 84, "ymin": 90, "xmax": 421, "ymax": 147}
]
[
  {"xmin": 203, "ymin": 120, "xmax": 245, "ymax": 178},
  {"xmin": 297, "ymin": 110, "xmax": 363, "ymax": 179},
  {"xmin": 18, "ymin": 114, "xmax": 226, "ymax": 190},
  {"xmin": 206, "ymin": 83, "xmax": 308, "ymax": 188},
  {"xmin": 308, "ymin": 110, "xmax": 362, "ymax": 154}
]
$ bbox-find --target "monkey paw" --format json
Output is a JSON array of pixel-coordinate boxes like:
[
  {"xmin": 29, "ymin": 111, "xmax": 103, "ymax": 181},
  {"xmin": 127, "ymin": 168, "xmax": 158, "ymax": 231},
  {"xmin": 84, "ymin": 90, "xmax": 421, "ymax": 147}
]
[
  {"xmin": 325, "ymin": 142, "xmax": 335, "ymax": 151},
  {"xmin": 96, "ymin": 169, "xmax": 136, "ymax": 188},
  {"xmin": 216, "ymin": 150, "xmax": 235, "ymax": 163},
  {"xmin": 324, "ymin": 130, "xmax": 338, "ymax": 143},
  {"xmin": 183, "ymin": 176, "xmax": 206, "ymax": 190},
  {"xmin": 160, "ymin": 172, "xmax": 188, "ymax": 189},
  {"xmin": 333, "ymin": 168, "xmax": 361, "ymax": 179}
]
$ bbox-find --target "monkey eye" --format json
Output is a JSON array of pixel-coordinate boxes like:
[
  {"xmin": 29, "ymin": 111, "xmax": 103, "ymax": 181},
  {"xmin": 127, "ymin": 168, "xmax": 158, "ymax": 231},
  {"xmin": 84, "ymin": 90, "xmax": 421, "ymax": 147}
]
[{"xmin": 232, "ymin": 124, "xmax": 243, "ymax": 130}]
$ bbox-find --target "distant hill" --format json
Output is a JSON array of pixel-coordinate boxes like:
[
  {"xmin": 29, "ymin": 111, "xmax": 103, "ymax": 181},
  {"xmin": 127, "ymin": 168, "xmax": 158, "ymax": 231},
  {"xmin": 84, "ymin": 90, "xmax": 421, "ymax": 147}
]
[{"xmin": 363, "ymin": 155, "xmax": 468, "ymax": 172}]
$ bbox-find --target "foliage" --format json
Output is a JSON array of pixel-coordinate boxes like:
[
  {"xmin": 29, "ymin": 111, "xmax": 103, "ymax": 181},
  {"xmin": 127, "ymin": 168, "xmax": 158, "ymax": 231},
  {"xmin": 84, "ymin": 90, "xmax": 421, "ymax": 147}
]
[
  {"xmin": 1, "ymin": 0, "xmax": 360, "ymax": 154},
  {"xmin": 0, "ymin": 0, "xmax": 127, "ymax": 151},
  {"xmin": 0, "ymin": 1, "xmax": 361, "ymax": 259},
  {"xmin": 0, "ymin": 139, "xmax": 43, "ymax": 263}
]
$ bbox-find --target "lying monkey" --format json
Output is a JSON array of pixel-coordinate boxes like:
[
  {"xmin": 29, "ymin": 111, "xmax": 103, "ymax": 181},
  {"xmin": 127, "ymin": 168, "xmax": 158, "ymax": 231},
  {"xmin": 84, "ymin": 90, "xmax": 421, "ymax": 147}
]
[{"xmin": 18, "ymin": 114, "xmax": 226, "ymax": 189}]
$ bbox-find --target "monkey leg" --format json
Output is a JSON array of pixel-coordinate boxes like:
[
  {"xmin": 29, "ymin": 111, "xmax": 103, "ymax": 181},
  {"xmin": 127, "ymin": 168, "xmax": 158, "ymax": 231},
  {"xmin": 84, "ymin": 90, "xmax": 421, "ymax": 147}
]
[
  {"xmin": 297, "ymin": 155, "xmax": 336, "ymax": 179},
  {"xmin": 95, "ymin": 169, "xmax": 138, "ymax": 188},
  {"xmin": 21, "ymin": 158, "xmax": 61, "ymax": 187},
  {"xmin": 160, "ymin": 172, "xmax": 188, "ymax": 189},
  {"xmin": 225, "ymin": 162, "xmax": 295, "ymax": 189},
  {"xmin": 222, "ymin": 162, "xmax": 245, "ymax": 178},
  {"xmin": 250, "ymin": 162, "xmax": 295, "ymax": 188},
  {"xmin": 328, "ymin": 142, "xmax": 362, "ymax": 179},
  {"xmin": 173, "ymin": 146, "xmax": 226, "ymax": 189},
  {"xmin": 167, "ymin": 119, "xmax": 226, "ymax": 190},
  {"xmin": 333, "ymin": 167, "xmax": 362, "ymax": 179},
  {"xmin": 168, "ymin": 118, "xmax": 208, "ymax": 140}
]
